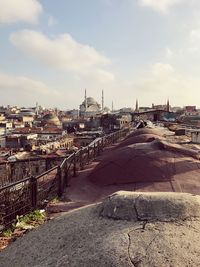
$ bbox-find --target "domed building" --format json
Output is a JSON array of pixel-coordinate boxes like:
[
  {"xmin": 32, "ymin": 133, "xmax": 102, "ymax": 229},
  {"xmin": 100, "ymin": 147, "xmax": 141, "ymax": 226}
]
[
  {"xmin": 19, "ymin": 109, "xmax": 35, "ymax": 117},
  {"xmin": 79, "ymin": 90, "xmax": 102, "ymax": 117},
  {"xmin": 42, "ymin": 113, "xmax": 61, "ymax": 127}
]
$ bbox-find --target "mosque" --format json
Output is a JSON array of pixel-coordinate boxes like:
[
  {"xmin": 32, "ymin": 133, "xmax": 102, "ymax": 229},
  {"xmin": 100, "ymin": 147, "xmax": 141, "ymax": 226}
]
[{"xmin": 79, "ymin": 89, "xmax": 105, "ymax": 117}]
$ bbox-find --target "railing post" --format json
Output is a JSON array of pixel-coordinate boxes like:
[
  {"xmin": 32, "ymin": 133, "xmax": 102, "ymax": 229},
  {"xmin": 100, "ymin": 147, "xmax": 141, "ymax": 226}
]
[
  {"xmin": 97, "ymin": 140, "xmax": 100, "ymax": 156},
  {"xmin": 112, "ymin": 134, "xmax": 115, "ymax": 144},
  {"xmin": 73, "ymin": 153, "xmax": 77, "ymax": 177},
  {"xmin": 82, "ymin": 148, "xmax": 87, "ymax": 168},
  {"xmin": 87, "ymin": 146, "xmax": 90, "ymax": 164},
  {"xmin": 101, "ymin": 138, "xmax": 104, "ymax": 152},
  {"xmin": 79, "ymin": 149, "xmax": 83, "ymax": 170},
  {"xmin": 57, "ymin": 166, "xmax": 63, "ymax": 197},
  {"xmin": 30, "ymin": 176, "xmax": 37, "ymax": 209},
  {"xmin": 45, "ymin": 158, "xmax": 50, "ymax": 171},
  {"xmin": 64, "ymin": 161, "xmax": 68, "ymax": 187},
  {"xmin": 93, "ymin": 143, "xmax": 96, "ymax": 158}
]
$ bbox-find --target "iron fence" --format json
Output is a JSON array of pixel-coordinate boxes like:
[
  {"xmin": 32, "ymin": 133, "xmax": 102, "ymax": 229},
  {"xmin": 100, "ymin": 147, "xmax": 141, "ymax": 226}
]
[
  {"xmin": 0, "ymin": 128, "xmax": 129, "ymax": 230},
  {"xmin": 0, "ymin": 156, "xmax": 65, "ymax": 187}
]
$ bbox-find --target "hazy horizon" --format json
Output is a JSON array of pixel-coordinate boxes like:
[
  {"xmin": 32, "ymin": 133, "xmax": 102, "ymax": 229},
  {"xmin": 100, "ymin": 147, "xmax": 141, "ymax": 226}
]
[{"xmin": 1, "ymin": 0, "xmax": 200, "ymax": 109}]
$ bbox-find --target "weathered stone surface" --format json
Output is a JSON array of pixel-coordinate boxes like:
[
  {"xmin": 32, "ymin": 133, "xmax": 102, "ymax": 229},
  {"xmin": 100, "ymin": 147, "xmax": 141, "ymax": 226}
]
[
  {"xmin": 1, "ymin": 192, "xmax": 200, "ymax": 267},
  {"xmin": 100, "ymin": 191, "xmax": 200, "ymax": 221},
  {"xmin": 128, "ymin": 222, "xmax": 200, "ymax": 267}
]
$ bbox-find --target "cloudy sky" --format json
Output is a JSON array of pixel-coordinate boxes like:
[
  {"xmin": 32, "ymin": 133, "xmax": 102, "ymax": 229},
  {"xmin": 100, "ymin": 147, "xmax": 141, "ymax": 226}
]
[{"xmin": 1, "ymin": 0, "xmax": 200, "ymax": 109}]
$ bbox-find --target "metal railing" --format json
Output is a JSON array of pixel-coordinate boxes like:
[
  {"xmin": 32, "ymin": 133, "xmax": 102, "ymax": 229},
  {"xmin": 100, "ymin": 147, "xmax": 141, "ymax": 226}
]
[
  {"xmin": 0, "ymin": 128, "xmax": 129, "ymax": 230},
  {"xmin": 0, "ymin": 156, "xmax": 65, "ymax": 187}
]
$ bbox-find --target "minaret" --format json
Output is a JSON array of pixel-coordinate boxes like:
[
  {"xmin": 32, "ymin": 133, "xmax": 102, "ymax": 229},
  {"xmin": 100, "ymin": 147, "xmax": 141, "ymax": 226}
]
[
  {"xmin": 135, "ymin": 99, "xmax": 139, "ymax": 112},
  {"xmin": 167, "ymin": 99, "xmax": 170, "ymax": 112},
  {"xmin": 36, "ymin": 102, "xmax": 39, "ymax": 116},
  {"xmin": 85, "ymin": 88, "xmax": 87, "ymax": 112},
  {"xmin": 112, "ymin": 101, "xmax": 114, "ymax": 112},
  {"xmin": 77, "ymin": 107, "xmax": 80, "ymax": 119},
  {"xmin": 102, "ymin": 90, "xmax": 104, "ymax": 112}
]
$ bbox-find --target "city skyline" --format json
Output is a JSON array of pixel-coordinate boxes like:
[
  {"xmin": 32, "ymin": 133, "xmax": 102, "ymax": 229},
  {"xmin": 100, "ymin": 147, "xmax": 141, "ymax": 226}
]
[{"xmin": 1, "ymin": 1, "xmax": 200, "ymax": 108}]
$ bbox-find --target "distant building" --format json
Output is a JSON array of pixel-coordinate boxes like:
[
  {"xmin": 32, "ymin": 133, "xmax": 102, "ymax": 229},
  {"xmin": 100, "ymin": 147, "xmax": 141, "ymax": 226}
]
[
  {"xmin": 42, "ymin": 113, "xmax": 62, "ymax": 128},
  {"xmin": 191, "ymin": 130, "xmax": 200, "ymax": 144},
  {"xmin": 184, "ymin": 106, "xmax": 197, "ymax": 116},
  {"xmin": 139, "ymin": 107, "xmax": 151, "ymax": 112},
  {"xmin": 79, "ymin": 89, "xmax": 102, "ymax": 118},
  {"xmin": 5, "ymin": 134, "xmax": 37, "ymax": 150},
  {"xmin": 119, "ymin": 107, "xmax": 134, "ymax": 113}
]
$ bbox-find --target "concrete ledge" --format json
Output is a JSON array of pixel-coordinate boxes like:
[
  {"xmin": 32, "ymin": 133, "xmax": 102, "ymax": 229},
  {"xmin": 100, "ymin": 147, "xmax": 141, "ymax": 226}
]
[{"xmin": 99, "ymin": 191, "xmax": 200, "ymax": 221}]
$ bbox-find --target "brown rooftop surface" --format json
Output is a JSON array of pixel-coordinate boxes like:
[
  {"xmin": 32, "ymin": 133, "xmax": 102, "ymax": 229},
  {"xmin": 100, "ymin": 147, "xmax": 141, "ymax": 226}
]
[
  {"xmin": 116, "ymin": 133, "xmax": 164, "ymax": 149},
  {"xmin": 13, "ymin": 127, "xmax": 63, "ymax": 134},
  {"xmin": 62, "ymin": 128, "xmax": 200, "ymax": 209},
  {"xmin": 124, "ymin": 128, "xmax": 164, "ymax": 139},
  {"xmin": 89, "ymin": 140, "xmax": 200, "ymax": 187}
]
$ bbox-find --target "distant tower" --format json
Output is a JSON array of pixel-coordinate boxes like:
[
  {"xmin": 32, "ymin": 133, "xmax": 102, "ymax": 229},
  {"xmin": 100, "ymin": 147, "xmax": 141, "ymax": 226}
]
[
  {"xmin": 167, "ymin": 99, "xmax": 170, "ymax": 112},
  {"xmin": 112, "ymin": 101, "xmax": 114, "ymax": 112},
  {"xmin": 77, "ymin": 107, "xmax": 80, "ymax": 119},
  {"xmin": 102, "ymin": 90, "xmax": 104, "ymax": 112},
  {"xmin": 135, "ymin": 99, "xmax": 139, "ymax": 112},
  {"xmin": 85, "ymin": 88, "xmax": 87, "ymax": 112},
  {"xmin": 36, "ymin": 102, "xmax": 39, "ymax": 116}
]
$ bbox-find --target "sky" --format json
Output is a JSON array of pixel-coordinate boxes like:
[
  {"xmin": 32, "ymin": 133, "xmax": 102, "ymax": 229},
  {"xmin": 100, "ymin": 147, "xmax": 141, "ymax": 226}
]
[{"xmin": 1, "ymin": 0, "xmax": 200, "ymax": 109}]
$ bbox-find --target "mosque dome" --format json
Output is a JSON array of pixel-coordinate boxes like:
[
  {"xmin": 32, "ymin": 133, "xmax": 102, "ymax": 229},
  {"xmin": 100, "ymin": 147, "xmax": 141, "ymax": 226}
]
[
  {"xmin": 86, "ymin": 97, "xmax": 96, "ymax": 105},
  {"xmin": 80, "ymin": 96, "xmax": 101, "ymax": 114},
  {"xmin": 82, "ymin": 97, "xmax": 100, "ymax": 107},
  {"xmin": 42, "ymin": 113, "xmax": 61, "ymax": 127},
  {"xmin": 19, "ymin": 109, "xmax": 35, "ymax": 117}
]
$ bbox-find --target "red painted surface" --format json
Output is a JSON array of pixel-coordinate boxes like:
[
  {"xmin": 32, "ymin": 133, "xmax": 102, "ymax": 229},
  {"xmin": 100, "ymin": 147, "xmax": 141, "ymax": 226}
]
[{"xmin": 64, "ymin": 130, "xmax": 200, "ymax": 209}]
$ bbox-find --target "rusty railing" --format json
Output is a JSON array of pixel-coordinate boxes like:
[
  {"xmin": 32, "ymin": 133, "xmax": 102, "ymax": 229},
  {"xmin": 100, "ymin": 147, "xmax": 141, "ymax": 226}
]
[{"xmin": 0, "ymin": 128, "xmax": 129, "ymax": 230}]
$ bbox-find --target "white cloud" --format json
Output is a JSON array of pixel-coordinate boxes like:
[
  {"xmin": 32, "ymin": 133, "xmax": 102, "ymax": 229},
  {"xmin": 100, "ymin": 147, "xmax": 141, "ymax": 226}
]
[
  {"xmin": 136, "ymin": 63, "xmax": 177, "ymax": 94},
  {"xmin": 165, "ymin": 47, "xmax": 174, "ymax": 58},
  {"xmin": 151, "ymin": 62, "xmax": 174, "ymax": 77},
  {"xmin": 10, "ymin": 30, "xmax": 114, "ymax": 83},
  {"xmin": 138, "ymin": 0, "xmax": 184, "ymax": 13},
  {"xmin": 0, "ymin": 72, "xmax": 58, "ymax": 95},
  {"xmin": 189, "ymin": 29, "xmax": 200, "ymax": 52},
  {"xmin": 48, "ymin": 16, "xmax": 58, "ymax": 26},
  {"xmin": 133, "ymin": 62, "xmax": 200, "ymax": 105},
  {"xmin": 0, "ymin": 0, "xmax": 42, "ymax": 24}
]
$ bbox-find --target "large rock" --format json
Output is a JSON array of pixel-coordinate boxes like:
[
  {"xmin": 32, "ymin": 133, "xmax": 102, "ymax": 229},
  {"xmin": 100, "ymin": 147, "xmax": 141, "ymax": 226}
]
[
  {"xmin": 100, "ymin": 191, "xmax": 200, "ymax": 221},
  {"xmin": 1, "ymin": 192, "xmax": 200, "ymax": 267}
]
